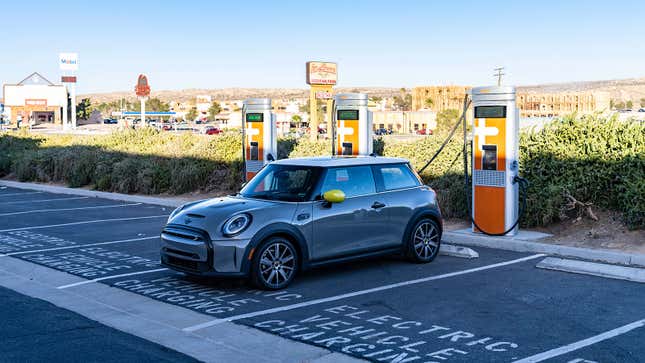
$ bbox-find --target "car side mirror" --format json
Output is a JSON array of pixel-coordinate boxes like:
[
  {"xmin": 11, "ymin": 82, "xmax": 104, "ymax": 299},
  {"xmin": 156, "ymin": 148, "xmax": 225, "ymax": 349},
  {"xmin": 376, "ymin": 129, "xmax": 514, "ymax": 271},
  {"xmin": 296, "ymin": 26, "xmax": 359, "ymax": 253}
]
[{"xmin": 323, "ymin": 189, "xmax": 345, "ymax": 204}]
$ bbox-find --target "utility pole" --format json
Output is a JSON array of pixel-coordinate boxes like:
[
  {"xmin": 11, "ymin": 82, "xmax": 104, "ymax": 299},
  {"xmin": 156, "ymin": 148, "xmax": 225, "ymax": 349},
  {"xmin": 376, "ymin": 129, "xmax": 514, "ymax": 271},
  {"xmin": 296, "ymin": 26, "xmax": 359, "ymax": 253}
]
[{"xmin": 494, "ymin": 67, "xmax": 505, "ymax": 86}]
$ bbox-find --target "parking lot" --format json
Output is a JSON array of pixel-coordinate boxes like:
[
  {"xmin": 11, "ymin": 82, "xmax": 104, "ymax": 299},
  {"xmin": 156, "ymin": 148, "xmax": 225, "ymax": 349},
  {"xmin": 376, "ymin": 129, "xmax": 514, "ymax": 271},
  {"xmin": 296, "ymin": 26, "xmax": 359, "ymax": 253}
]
[{"xmin": 0, "ymin": 185, "xmax": 643, "ymax": 363}]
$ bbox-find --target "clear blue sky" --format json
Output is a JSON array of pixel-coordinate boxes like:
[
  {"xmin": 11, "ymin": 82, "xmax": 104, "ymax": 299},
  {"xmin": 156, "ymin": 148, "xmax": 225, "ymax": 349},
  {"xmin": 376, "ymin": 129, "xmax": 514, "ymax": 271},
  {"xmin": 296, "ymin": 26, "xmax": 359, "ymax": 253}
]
[{"xmin": 1, "ymin": 0, "xmax": 643, "ymax": 95}]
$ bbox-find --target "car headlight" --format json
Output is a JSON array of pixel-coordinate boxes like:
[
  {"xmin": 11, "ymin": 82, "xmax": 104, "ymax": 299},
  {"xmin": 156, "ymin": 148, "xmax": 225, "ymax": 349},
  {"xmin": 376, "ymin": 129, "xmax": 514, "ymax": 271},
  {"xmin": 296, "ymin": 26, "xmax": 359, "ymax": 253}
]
[{"xmin": 222, "ymin": 213, "xmax": 252, "ymax": 237}]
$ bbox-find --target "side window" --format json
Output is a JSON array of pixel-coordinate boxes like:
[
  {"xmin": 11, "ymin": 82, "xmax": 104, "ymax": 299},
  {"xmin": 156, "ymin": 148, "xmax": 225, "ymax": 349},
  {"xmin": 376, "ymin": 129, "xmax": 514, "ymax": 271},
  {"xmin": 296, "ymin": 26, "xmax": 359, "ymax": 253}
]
[
  {"xmin": 377, "ymin": 164, "xmax": 421, "ymax": 191},
  {"xmin": 321, "ymin": 166, "xmax": 376, "ymax": 198}
]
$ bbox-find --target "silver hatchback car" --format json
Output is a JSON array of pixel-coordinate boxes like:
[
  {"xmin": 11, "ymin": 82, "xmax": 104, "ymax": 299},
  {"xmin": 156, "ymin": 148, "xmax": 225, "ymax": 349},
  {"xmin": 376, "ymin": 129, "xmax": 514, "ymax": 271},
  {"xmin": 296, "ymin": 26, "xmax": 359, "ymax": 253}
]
[{"xmin": 161, "ymin": 156, "xmax": 442, "ymax": 289}]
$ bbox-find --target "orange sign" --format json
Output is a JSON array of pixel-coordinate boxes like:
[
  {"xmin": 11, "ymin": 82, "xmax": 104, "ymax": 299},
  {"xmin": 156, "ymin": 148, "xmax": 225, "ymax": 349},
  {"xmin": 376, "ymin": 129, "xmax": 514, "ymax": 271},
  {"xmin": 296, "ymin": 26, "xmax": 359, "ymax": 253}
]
[
  {"xmin": 306, "ymin": 61, "xmax": 337, "ymax": 85},
  {"xmin": 473, "ymin": 117, "xmax": 506, "ymax": 234},
  {"xmin": 135, "ymin": 74, "xmax": 151, "ymax": 97},
  {"xmin": 245, "ymin": 117, "xmax": 264, "ymax": 180},
  {"xmin": 25, "ymin": 99, "xmax": 47, "ymax": 107}
]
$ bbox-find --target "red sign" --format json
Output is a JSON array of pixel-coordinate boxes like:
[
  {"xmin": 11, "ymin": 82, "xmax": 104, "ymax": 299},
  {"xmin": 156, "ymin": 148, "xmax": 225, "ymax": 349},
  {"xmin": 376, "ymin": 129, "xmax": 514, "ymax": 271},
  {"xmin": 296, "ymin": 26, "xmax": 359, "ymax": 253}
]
[
  {"xmin": 61, "ymin": 76, "xmax": 77, "ymax": 83},
  {"xmin": 135, "ymin": 74, "xmax": 151, "ymax": 97},
  {"xmin": 25, "ymin": 99, "xmax": 47, "ymax": 107},
  {"xmin": 315, "ymin": 91, "xmax": 333, "ymax": 99}
]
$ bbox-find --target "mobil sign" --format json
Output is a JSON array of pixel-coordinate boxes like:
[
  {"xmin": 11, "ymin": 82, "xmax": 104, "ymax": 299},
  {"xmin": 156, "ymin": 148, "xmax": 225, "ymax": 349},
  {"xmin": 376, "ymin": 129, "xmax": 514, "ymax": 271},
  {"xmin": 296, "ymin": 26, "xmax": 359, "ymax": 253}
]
[{"xmin": 59, "ymin": 53, "xmax": 79, "ymax": 71}]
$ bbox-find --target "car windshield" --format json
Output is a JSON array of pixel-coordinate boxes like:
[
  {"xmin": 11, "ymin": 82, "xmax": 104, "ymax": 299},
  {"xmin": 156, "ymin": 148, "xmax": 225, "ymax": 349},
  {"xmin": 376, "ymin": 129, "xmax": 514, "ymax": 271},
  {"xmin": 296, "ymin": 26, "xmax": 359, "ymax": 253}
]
[{"xmin": 240, "ymin": 164, "xmax": 322, "ymax": 202}]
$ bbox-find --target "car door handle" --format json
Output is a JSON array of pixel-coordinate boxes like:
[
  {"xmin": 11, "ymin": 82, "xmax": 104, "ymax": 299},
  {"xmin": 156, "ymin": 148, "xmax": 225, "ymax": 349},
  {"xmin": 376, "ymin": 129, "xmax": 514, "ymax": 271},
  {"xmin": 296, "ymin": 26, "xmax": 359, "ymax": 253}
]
[{"xmin": 371, "ymin": 202, "xmax": 386, "ymax": 209}]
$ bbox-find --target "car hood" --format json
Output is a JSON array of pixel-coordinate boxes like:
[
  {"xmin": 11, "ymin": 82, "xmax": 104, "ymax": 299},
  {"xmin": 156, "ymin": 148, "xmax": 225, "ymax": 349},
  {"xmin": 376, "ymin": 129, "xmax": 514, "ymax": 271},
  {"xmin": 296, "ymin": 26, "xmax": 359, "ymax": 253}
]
[{"xmin": 167, "ymin": 196, "xmax": 283, "ymax": 237}]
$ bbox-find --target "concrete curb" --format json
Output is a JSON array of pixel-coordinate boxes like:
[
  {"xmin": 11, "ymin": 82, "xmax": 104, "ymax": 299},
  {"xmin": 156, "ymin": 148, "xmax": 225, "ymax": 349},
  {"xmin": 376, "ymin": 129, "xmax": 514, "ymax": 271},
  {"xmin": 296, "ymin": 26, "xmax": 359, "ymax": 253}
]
[
  {"xmin": 537, "ymin": 257, "xmax": 645, "ymax": 283},
  {"xmin": 0, "ymin": 180, "xmax": 186, "ymax": 208},
  {"xmin": 439, "ymin": 244, "xmax": 479, "ymax": 259},
  {"xmin": 443, "ymin": 230, "xmax": 645, "ymax": 268}
]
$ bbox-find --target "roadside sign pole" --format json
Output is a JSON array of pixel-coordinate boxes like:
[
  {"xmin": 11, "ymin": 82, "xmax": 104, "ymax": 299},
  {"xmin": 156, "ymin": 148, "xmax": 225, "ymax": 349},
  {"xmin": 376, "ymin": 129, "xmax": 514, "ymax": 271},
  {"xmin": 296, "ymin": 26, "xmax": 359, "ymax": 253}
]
[{"xmin": 70, "ymin": 83, "xmax": 77, "ymax": 129}]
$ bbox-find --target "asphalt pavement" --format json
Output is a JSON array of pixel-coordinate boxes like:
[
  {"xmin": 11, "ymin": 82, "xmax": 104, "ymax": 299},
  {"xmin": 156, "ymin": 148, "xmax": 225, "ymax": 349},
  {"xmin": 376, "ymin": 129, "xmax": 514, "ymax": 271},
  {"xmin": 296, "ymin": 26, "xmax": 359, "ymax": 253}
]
[
  {"xmin": 0, "ymin": 286, "xmax": 199, "ymax": 363},
  {"xmin": 0, "ymin": 185, "xmax": 644, "ymax": 363}
]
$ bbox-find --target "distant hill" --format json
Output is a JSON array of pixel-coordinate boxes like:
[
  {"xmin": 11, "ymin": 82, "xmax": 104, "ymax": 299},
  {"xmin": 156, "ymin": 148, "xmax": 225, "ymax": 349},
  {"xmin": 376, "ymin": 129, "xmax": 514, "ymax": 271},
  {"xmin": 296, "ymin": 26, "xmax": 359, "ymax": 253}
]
[
  {"xmin": 79, "ymin": 77, "xmax": 645, "ymax": 104},
  {"xmin": 79, "ymin": 87, "xmax": 404, "ymax": 104}
]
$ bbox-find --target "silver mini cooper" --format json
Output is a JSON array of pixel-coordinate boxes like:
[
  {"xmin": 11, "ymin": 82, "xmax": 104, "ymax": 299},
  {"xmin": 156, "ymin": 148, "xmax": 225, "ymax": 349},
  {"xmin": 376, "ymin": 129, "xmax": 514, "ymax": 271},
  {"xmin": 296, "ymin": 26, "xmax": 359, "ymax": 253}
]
[{"xmin": 161, "ymin": 156, "xmax": 442, "ymax": 289}]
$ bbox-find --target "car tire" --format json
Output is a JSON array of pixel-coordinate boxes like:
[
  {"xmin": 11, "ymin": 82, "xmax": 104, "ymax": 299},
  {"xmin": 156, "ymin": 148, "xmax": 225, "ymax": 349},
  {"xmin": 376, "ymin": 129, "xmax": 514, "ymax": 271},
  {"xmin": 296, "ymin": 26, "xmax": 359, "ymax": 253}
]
[
  {"xmin": 406, "ymin": 218, "xmax": 441, "ymax": 263},
  {"xmin": 251, "ymin": 237, "xmax": 299, "ymax": 290}
]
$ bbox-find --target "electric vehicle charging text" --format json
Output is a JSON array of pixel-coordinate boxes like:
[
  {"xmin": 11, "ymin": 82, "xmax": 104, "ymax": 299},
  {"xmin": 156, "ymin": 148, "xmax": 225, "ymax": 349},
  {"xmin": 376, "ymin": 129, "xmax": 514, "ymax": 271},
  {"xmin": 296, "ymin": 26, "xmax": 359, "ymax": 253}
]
[
  {"xmin": 470, "ymin": 86, "xmax": 520, "ymax": 236},
  {"xmin": 332, "ymin": 93, "xmax": 373, "ymax": 156},
  {"xmin": 242, "ymin": 98, "xmax": 277, "ymax": 181}
]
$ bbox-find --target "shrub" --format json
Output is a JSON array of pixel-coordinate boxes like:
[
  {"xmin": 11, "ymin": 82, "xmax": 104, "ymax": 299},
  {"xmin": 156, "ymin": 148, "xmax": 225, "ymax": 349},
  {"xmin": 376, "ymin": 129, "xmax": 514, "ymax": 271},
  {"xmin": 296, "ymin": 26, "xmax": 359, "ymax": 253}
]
[{"xmin": 0, "ymin": 115, "xmax": 641, "ymax": 229}]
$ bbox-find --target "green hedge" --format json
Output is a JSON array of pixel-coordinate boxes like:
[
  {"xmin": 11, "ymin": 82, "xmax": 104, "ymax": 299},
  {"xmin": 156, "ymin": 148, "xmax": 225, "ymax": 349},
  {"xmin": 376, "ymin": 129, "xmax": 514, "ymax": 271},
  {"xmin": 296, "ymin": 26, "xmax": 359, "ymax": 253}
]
[
  {"xmin": 0, "ymin": 129, "xmax": 243, "ymax": 195},
  {"xmin": 1, "ymin": 114, "xmax": 642, "ymax": 228}
]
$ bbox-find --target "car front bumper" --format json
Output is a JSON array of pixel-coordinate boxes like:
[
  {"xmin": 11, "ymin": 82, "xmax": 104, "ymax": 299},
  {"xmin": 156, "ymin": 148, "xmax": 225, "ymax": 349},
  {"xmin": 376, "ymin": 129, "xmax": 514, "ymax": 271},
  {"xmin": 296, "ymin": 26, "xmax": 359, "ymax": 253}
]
[{"xmin": 160, "ymin": 224, "xmax": 251, "ymax": 277}]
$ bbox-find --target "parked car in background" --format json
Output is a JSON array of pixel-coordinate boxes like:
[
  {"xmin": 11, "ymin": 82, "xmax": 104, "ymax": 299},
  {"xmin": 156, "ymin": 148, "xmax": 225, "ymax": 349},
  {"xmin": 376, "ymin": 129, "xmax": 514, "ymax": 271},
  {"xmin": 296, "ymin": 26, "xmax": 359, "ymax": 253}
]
[
  {"xmin": 204, "ymin": 126, "xmax": 223, "ymax": 135},
  {"xmin": 416, "ymin": 129, "xmax": 433, "ymax": 135},
  {"xmin": 638, "ymin": 108, "xmax": 645, "ymax": 112},
  {"xmin": 161, "ymin": 156, "xmax": 442, "ymax": 289},
  {"xmin": 103, "ymin": 118, "xmax": 118, "ymax": 124},
  {"xmin": 375, "ymin": 128, "xmax": 393, "ymax": 135}
]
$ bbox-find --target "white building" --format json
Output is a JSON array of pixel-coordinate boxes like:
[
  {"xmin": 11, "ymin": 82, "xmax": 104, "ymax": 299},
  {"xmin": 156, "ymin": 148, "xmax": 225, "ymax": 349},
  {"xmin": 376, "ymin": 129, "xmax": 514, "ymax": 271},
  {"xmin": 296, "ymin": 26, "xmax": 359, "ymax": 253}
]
[
  {"xmin": 2, "ymin": 72, "xmax": 68, "ymax": 127},
  {"xmin": 195, "ymin": 95, "xmax": 212, "ymax": 121}
]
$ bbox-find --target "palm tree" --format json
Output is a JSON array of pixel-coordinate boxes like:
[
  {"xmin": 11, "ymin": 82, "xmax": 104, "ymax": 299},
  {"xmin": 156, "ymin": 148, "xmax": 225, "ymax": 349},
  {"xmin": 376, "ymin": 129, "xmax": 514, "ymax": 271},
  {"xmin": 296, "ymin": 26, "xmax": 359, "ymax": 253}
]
[{"xmin": 424, "ymin": 98, "xmax": 434, "ymax": 109}]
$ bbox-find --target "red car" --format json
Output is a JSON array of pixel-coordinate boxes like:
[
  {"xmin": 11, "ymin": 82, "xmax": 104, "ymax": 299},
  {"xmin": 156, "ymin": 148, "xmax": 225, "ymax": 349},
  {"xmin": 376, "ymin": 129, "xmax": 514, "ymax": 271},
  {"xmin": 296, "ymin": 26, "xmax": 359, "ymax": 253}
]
[
  {"xmin": 416, "ymin": 129, "xmax": 433, "ymax": 135},
  {"xmin": 205, "ymin": 127, "xmax": 223, "ymax": 135}
]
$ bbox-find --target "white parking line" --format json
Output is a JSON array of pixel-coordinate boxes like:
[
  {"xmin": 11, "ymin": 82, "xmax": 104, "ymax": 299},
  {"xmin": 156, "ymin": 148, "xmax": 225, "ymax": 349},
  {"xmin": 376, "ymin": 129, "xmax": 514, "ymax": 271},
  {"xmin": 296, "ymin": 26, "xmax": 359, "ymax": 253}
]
[
  {"xmin": 0, "ymin": 196, "xmax": 90, "ymax": 205},
  {"xmin": 57, "ymin": 268, "xmax": 169, "ymax": 289},
  {"xmin": 183, "ymin": 253, "xmax": 546, "ymax": 332},
  {"xmin": 0, "ymin": 191, "xmax": 44, "ymax": 197},
  {"xmin": 0, "ymin": 203, "xmax": 143, "ymax": 217},
  {"xmin": 0, "ymin": 236, "xmax": 159, "ymax": 257},
  {"xmin": 0, "ymin": 215, "xmax": 169, "ymax": 233},
  {"xmin": 514, "ymin": 318, "xmax": 645, "ymax": 363}
]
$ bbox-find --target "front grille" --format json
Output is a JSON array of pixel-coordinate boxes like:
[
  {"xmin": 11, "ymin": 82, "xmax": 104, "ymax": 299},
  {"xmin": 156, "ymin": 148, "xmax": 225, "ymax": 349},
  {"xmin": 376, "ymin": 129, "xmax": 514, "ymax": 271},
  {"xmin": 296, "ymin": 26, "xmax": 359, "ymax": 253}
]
[
  {"xmin": 166, "ymin": 255, "xmax": 199, "ymax": 271},
  {"xmin": 163, "ymin": 247, "xmax": 199, "ymax": 259},
  {"xmin": 162, "ymin": 229, "xmax": 203, "ymax": 242}
]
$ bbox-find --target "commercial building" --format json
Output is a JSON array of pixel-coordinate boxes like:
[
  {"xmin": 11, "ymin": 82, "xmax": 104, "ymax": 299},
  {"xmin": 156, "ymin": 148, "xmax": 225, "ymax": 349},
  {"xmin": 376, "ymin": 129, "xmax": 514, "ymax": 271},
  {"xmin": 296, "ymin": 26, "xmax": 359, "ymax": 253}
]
[
  {"xmin": 412, "ymin": 85, "xmax": 611, "ymax": 118},
  {"xmin": 2, "ymin": 72, "xmax": 68, "ymax": 127},
  {"xmin": 412, "ymin": 86, "xmax": 470, "ymax": 113},
  {"xmin": 372, "ymin": 110, "xmax": 437, "ymax": 133},
  {"xmin": 517, "ymin": 91, "xmax": 610, "ymax": 117}
]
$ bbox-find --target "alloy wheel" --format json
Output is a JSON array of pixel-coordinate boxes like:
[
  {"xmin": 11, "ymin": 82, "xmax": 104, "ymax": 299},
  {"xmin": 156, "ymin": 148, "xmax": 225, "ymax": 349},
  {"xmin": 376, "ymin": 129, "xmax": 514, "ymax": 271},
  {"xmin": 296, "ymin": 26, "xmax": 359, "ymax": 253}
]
[
  {"xmin": 259, "ymin": 241, "xmax": 296, "ymax": 288},
  {"xmin": 413, "ymin": 221, "xmax": 439, "ymax": 259}
]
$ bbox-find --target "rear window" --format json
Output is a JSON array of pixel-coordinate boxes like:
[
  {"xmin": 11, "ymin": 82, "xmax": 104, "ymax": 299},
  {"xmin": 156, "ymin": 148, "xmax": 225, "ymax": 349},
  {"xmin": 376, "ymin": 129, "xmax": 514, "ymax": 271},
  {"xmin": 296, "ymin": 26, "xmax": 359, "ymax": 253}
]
[
  {"xmin": 376, "ymin": 164, "xmax": 421, "ymax": 190},
  {"xmin": 321, "ymin": 166, "xmax": 376, "ymax": 198}
]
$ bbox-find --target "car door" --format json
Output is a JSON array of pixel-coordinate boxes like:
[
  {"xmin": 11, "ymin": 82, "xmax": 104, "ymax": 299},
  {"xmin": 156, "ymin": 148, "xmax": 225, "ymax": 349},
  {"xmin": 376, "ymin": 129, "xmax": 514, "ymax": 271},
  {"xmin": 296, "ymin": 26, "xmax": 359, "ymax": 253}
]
[
  {"xmin": 373, "ymin": 163, "xmax": 424, "ymax": 244},
  {"xmin": 311, "ymin": 165, "xmax": 390, "ymax": 260}
]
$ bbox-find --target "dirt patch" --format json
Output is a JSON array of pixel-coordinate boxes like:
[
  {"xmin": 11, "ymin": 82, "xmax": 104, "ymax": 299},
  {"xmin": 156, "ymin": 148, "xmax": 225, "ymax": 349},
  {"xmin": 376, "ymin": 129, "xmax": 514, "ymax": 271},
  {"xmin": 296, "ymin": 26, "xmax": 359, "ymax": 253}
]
[
  {"xmin": 535, "ymin": 209, "xmax": 645, "ymax": 255},
  {"xmin": 444, "ymin": 211, "xmax": 644, "ymax": 255}
]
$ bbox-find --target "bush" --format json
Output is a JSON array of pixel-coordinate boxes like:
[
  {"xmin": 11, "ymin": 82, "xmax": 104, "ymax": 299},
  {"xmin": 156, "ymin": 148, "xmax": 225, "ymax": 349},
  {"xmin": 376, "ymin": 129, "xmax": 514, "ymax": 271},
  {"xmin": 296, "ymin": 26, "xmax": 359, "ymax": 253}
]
[
  {"xmin": 0, "ymin": 115, "xmax": 642, "ymax": 229},
  {"xmin": 520, "ymin": 115, "xmax": 644, "ymax": 229}
]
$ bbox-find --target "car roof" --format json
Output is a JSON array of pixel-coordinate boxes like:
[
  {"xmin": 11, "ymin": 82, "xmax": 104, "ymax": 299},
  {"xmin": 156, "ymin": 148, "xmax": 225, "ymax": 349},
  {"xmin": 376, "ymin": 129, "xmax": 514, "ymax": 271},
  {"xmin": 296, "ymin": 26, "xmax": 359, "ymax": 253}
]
[{"xmin": 273, "ymin": 156, "xmax": 410, "ymax": 167}]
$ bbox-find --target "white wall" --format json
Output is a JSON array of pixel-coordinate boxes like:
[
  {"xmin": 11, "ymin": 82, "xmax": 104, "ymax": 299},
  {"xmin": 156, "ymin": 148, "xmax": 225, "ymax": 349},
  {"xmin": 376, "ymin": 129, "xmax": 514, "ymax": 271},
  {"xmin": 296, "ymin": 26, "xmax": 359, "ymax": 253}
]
[{"xmin": 4, "ymin": 85, "xmax": 67, "ymax": 107}]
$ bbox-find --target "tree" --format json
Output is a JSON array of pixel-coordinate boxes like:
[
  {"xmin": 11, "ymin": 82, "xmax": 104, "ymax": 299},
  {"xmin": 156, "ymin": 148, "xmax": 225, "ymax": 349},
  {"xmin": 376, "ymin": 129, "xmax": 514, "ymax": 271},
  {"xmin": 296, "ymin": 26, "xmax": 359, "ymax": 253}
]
[
  {"xmin": 146, "ymin": 97, "xmax": 170, "ymax": 112},
  {"xmin": 626, "ymin": 100, "xmax": 633, "ymax": 110},
  {"xmin": 76, "ymin": 98, "xmax": 92, "ymax": 120},
  {"xmin": 640, "ymin": 98, "xmax": 645, "ymax": 108},
  {"xmin": 208, "ymin": 101, "xmax": 222, "ymax": 120},
  {"xmin": 424, "ymin": 98, "xmax": 434, "ymax": 109},
  {"xmin": 370, "ymin": 96, "xmax": 383, "ymax": 103},
  {"xmin": 393, "ymin": 93, "xmax": 412, "ymax": 111},
  {"xmin": 186, "ymin": 107, "xmax": 198, "ymax": 122},
  {"xmin": 435, "ymin": 109, "xmax": 460, "ymax": 134},
  {"xmin": 291, "ymin": 114, "xmax": 302, "ymax": 128},
  {"xmin": 613, "ymin": 101, "xmax": 625, "ymax": 110}
]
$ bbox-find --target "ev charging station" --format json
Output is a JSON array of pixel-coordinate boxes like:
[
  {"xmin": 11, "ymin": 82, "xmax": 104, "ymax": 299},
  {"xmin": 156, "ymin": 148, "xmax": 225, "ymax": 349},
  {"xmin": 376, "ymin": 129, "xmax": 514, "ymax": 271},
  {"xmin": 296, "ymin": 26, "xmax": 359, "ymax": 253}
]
[
  {"xmin": 332, "ymin": 93, "xmax": 373, "ymax": 156},
  {"xmin": 471, "ymin": 86, "xmax": 520, "ymax": 236},
  {"xmin": 242, "ymin": 98, "xmax": 277, "ymax": 181}
]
